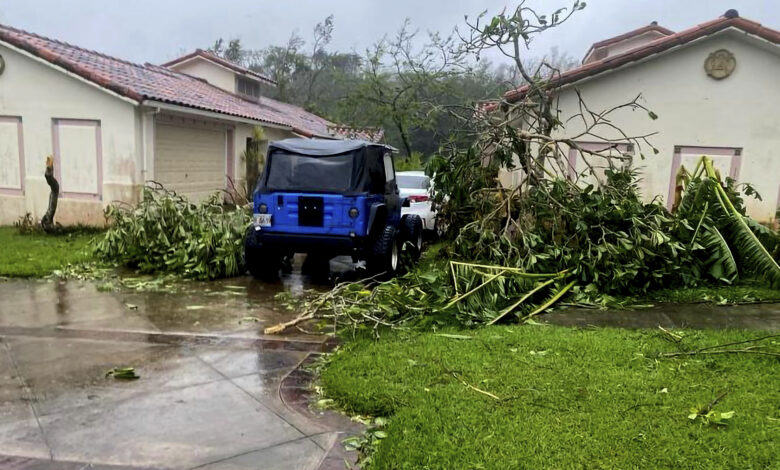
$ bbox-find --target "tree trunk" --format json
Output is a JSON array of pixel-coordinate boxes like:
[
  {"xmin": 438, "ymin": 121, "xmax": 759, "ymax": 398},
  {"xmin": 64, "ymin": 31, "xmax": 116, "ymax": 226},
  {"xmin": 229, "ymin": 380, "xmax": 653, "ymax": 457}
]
[{"xmin": 41, "ymin": 156, "xmax": 59, "ymax": 232}]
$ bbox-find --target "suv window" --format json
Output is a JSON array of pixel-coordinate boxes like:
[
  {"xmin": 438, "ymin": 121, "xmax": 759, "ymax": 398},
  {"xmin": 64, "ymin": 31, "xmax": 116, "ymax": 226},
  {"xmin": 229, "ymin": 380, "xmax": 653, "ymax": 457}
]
[
  {"xmin": 266, "ymin": 152, "xmax": 353, "ymax": 192},
  {"xmin": 383, "ymin": 154, "xmax": 395, "ymax": 183}
]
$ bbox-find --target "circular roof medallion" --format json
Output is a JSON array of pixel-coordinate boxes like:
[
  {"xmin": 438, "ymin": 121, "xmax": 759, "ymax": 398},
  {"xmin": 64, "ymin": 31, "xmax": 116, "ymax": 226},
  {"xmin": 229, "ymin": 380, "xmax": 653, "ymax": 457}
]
[{"xmin": 704, "ymin": 49, "xmax": 736, "ymax": 80}]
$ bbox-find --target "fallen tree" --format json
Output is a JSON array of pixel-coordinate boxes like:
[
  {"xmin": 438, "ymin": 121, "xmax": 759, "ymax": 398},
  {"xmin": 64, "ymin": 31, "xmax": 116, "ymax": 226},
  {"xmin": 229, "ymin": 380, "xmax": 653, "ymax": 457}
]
[
  {"xmin": 264, "ymin": 1, "xmax": 779, "ymax": 335},
  {"xmin": 94, "ymin": 183, "xmax": 250, "ymax": 280}
]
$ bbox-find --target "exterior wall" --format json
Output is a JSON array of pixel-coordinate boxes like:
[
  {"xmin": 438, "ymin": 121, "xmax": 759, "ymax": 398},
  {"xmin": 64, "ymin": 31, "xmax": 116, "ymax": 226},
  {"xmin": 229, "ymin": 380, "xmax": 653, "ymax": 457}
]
[
  {"xmin": 0, "ymin": 43, "xmax": 140, "ymax": 226},
  {"xmin": 169, "ymin": 57, "xmax": 236, "ymax": 93},
  {"xmin": 533, "ymin": 30, "xmax": 779, "ymax": 222}
]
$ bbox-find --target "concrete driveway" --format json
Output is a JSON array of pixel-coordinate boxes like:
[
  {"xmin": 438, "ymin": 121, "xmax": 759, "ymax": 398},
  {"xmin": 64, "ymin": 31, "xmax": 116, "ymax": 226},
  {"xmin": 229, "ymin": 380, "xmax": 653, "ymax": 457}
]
[{"xmin": 0, "ymin": 274, "xmax": 352, "ymax": 470}]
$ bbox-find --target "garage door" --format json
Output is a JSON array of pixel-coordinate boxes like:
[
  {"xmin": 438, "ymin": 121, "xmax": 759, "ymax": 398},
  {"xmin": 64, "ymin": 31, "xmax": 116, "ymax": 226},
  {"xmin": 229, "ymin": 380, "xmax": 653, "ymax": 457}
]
[{"xmin": 154, "ymin": 121, "xmax": 227, "ymax": 203}]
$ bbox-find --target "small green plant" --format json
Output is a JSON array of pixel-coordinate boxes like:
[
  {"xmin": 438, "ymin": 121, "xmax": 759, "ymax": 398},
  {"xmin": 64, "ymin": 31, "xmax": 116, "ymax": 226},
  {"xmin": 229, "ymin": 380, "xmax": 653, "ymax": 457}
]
[
  {"xmin": 14, "ymin": 213, "xmax": 42, "ymax": 235},
  {"xmin": 687, "ymin": 391, "xmax": 735, "ymax": 426},
  {"xmin": 94, "ymin": 183, "xmax": 251, "ymax": 280},
  {"xmin": 342, "ymin": 416, "xmax": 389, "ymax": 467}
]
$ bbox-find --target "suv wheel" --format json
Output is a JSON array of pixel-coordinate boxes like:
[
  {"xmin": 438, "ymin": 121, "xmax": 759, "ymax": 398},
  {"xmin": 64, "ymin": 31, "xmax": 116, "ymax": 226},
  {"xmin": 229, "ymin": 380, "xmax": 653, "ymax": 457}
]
[
  {"xmin": 401, "ymin": 215, "xmax": 423, "ymax": 259},
  {"xmin": 368, "ymin": 225, "xmax": 398, "ymax": 277}
]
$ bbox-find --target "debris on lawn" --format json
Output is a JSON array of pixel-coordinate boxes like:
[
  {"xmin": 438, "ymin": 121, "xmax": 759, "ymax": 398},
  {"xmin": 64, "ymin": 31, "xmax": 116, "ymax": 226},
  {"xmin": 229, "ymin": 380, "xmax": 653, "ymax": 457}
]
[
  {"xmin": 687, "ymin": 391, "xmax": 734, "ymax": 426},
  {"xmin": 658, "ymin": 333, "xmax": 780, "ymax": 359}
]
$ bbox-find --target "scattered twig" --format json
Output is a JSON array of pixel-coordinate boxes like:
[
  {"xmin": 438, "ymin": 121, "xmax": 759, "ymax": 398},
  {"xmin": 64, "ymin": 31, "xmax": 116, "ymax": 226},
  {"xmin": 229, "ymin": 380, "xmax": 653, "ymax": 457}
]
[
  {"xmin": 451, "ymin": 372, "xmax": 501, "ymax": 400},
  {"xmin": 659, "ymin": 334, "xmax": 780, "ymax": 358},
  {"xmin": 660, "ymin": 349, "xmax": 779, "ymax": 358}
]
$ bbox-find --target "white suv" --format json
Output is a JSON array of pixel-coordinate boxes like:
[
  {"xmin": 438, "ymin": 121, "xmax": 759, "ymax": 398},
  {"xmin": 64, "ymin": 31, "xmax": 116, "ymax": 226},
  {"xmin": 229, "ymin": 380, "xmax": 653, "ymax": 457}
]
[{"xmin": 397, "ymin": 171, "xmax": 437, "ymax": 233}]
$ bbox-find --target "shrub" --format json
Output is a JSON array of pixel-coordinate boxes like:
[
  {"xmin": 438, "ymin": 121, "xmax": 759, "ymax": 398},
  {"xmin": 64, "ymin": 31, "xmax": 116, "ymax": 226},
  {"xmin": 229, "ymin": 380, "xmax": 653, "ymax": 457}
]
[{"xmin": 94, "ymin": 184, "xmax": 250, "ymax": 280}]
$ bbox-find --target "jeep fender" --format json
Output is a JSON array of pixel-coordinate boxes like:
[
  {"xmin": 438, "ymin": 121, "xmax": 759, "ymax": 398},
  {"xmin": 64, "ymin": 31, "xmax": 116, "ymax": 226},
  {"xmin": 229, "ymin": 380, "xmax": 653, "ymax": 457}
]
[{"xmin": 367, "ymin": 203, "xmax": 387, "ymax": 237}]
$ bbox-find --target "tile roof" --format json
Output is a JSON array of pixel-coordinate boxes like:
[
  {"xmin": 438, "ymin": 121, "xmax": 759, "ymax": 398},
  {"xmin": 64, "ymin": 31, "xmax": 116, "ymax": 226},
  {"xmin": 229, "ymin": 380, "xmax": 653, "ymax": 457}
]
[
  {"xmin": 589, "ymin": 22, "xmax": 674, "ymax": 51},
  {"xmin": 505, "ymin": 12, "xmax": 780, "ymax": 103},
  {"xmin": 161, "ymin": 49, "xmax": 276, "ymax": 86},
  {"xmin": 0, "ymin": 24, "xmax": 334, "ymax": 137}
]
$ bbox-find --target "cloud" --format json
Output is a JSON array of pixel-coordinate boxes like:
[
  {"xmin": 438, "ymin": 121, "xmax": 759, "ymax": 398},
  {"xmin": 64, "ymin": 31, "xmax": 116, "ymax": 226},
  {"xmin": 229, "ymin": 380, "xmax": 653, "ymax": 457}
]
[{"xmin": 1, "ymin": 0, "xmax": 777, "ymax": 66}]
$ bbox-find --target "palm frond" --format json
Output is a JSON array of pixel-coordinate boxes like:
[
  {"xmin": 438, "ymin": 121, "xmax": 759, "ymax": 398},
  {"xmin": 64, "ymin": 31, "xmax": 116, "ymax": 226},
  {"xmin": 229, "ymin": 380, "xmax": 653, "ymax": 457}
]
[
  {"xmin": 702, "ymin": 158, "xmax": 780, "ymax": 287},
  {"xmin": 699, "ymin": 225, "xmax": 738, "ymax": 283}
]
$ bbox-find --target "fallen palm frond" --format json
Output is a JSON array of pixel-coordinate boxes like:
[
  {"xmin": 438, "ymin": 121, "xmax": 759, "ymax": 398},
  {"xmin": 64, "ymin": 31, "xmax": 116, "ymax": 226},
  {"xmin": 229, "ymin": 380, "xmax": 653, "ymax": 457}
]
[{"xmin": 676, "ymin": 156, "xmax": 780, "ymax": 287}]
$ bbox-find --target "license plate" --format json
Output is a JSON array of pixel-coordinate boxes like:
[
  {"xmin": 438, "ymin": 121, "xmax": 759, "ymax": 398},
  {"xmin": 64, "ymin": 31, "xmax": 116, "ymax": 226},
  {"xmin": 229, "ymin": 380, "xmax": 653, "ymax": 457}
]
[{"xmin": 254, "ymin": 214, "xmax": 271, "ymax": 227}]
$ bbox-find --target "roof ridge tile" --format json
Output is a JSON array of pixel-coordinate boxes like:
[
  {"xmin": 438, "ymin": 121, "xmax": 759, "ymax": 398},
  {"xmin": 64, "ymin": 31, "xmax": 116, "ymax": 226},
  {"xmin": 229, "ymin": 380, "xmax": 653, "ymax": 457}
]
[{"xmin": 507, "ymin": 15, "xmax": 779, "ymax": 102}]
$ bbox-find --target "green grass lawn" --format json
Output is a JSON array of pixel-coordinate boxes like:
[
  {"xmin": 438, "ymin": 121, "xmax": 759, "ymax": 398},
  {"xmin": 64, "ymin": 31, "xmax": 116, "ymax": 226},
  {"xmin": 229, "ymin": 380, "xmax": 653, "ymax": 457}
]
[
  {"xmin": 322, "ymin": 326, "xmax": 779, "ymax": 469},
  {"xmin": 0, "ymin": 226, "xmax": 96, "ymax": 277}
]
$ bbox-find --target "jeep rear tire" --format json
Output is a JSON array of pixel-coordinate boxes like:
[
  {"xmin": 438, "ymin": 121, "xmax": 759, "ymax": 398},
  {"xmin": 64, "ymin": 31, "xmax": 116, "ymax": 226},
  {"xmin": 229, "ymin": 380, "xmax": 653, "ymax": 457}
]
[
  {"xmin": 368, "ymin": 225, "xmax": 398, "ymax": 277},
  {"xmin": 401, "ymin": 214, "xmax": 423, "ymax": 259},
  {"xmin": 245, "ymin": 231, "xmax": 281, "ymax": 280}
]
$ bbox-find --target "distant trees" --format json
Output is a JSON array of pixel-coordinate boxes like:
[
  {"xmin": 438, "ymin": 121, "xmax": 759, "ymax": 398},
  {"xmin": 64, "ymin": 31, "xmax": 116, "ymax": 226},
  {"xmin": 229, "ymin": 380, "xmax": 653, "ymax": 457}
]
[{"xmin": 204, "ymin": 14, "xmax": 578, "ymax": 158}]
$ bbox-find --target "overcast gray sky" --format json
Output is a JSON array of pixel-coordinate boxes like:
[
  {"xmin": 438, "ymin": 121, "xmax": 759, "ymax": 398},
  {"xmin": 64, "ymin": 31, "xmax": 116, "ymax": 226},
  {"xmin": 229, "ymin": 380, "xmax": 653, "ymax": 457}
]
[{"xmin": 1, "ymin": 0, "xmax": 778, "ymax": 66}]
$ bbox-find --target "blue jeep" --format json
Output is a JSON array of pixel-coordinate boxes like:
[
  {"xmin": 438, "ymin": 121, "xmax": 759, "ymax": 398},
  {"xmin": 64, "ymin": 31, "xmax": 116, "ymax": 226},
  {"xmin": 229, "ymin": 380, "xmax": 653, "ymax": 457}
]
[{"xmin": 245, "ymin": 138, "xmax": 423, "ymax": 279}]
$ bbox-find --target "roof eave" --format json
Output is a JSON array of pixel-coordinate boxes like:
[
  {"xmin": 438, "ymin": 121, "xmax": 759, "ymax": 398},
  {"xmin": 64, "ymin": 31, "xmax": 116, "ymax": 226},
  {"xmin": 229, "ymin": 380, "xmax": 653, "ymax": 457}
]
[
  {"xmin": 142, "ymin": 99, "xmax": 293, "ymax": 130},
  {"xmin": 0, "ymin": 35, "xmax": 141, "ymax": 105},
  {"xmin": 164, "ymin": 51, "xmax": 277, "ymax": 87}
]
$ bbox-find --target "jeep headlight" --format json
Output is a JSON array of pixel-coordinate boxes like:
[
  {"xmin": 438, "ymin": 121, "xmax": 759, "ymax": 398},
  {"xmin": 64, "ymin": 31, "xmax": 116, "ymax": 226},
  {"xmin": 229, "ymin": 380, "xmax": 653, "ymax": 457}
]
[
  {"xmin": 349, "ymin": 207, "xmax": 359, "ymax": 218},
  {"xmin": 258, "ymin": 203, "xmax": 268, "ymax": 214}
]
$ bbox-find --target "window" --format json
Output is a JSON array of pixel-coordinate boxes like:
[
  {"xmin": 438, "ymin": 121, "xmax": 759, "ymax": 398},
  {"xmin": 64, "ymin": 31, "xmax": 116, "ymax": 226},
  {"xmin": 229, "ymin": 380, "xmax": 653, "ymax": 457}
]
[
  {"xmin": 397, "ymin": 174, "xmax": 429, "ymax": 189},
  {"xmin": 383, "ymin": 153, "xmax": 395, "ymax": 183},
  {"xmin": 0, "ymin": 116, "xmax": 24, "ymax": 194},
  {"xmin": 236, "ymin": 77, "xmax": 261, "ymax": 98},
  {"xmin": 265, "ymin": 151, "xmax": 354, "ymax": 193},
  {"xmin": 52, "ymin": 119, "xmax": 102, "ymax": 199}
]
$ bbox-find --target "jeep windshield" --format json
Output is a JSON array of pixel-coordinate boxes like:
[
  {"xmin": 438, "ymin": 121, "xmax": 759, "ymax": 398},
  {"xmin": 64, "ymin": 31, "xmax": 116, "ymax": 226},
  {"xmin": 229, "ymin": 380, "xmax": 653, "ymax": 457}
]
[{"xmin": 265, "ymin": 151, "xmax": 354, "ymax": 193}]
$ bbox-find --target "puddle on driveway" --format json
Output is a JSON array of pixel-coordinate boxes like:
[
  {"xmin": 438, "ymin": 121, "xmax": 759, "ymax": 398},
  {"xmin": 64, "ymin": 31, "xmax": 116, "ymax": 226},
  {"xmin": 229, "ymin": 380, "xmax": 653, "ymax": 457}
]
[{"xmin": 0, "ymin": 254, "xmax": 360, "ymax": 343}]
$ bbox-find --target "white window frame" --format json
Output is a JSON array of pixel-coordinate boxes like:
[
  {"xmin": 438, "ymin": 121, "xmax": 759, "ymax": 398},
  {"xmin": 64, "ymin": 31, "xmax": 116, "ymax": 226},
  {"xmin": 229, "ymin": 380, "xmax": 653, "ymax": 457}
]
[{"xmin": 0, "ymin": 116, "xmax": 25, "ymax": 195}]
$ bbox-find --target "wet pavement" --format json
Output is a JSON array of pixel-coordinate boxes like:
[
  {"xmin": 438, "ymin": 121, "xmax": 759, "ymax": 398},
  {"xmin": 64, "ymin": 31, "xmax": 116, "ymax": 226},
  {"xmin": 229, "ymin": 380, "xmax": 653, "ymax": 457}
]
[
  {"xmin": 543, "ymin": 302, "xmax": 780, "ymax": 330},
  {"xmin": 0, "ymin": 269, "xmax": 356, "ymax": 470}
]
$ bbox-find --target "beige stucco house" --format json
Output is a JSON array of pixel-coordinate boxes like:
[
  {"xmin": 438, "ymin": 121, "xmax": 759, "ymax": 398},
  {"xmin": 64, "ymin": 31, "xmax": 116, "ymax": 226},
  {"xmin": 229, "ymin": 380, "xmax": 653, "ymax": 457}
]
[
  {"xmin": 0, "ymin": 27, "xmax": 337, "ymax": 225},
  {"xmin": 501, "ymin": 10, "xmax": 780, "ymax": 222}
]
